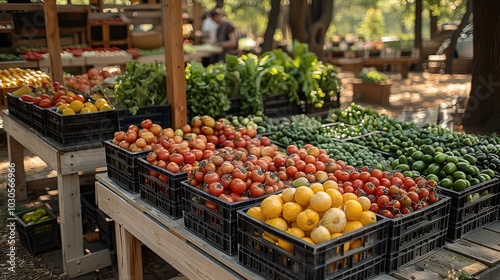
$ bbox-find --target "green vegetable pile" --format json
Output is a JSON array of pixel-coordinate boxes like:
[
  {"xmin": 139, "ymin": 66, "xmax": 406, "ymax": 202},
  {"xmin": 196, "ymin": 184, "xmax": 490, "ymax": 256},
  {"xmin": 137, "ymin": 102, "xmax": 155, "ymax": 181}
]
[
  {"xmin": 357, "ymin": 68, "xmax": 389, "ymax": 83},
  {"xmin": 114, "ymin": 61, "xmax": 167, "ymax": 115},
  {"xmin": 0, "ymin": 53, "xmax": 23, "ymax": 61}
]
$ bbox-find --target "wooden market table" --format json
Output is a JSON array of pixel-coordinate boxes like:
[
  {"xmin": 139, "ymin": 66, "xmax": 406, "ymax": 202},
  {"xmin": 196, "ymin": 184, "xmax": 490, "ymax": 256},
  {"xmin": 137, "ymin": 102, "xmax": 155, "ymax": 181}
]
[
  {"xmin": 95, "ymin": 173, "xmax": 265, "ymax": 280},
  {"xmin": 362, "ymin": 57, "xmax": 420, "ymax": 79},
  {"xmin": 2, "ymin": 110, "xmax": 113, "ymax": 278}
]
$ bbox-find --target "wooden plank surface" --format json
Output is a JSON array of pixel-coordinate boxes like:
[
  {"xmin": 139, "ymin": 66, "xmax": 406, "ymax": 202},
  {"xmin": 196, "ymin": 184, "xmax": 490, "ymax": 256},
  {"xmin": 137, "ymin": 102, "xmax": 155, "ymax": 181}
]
[
  {"xmin": 445, "ymin": 240, "xmax": 500, "ymax": 267},
  {"xmin": 484, "ymin": 221, "xmax": 500, "ymax": 234},
  {"xmin": 464, "ymin": 228, "xmax": 500, "ymax": 252},
  {"xmin": 59, "ymin": 147, "xmax": 106, "ymax": 175},
  {"xmin": 95, "ymin": 173, "xmax": 265, "ymax": 280},
  {"xmin": 116, "ymin": 224, "xmax": 143, "ymax": 280},
  {"xmin": 415, "ymin": 249, "xmax": 488, "ymax": 278},
  {"xmin": 162, "ymin": 0, "xmax": 187, "ymax": 129}
]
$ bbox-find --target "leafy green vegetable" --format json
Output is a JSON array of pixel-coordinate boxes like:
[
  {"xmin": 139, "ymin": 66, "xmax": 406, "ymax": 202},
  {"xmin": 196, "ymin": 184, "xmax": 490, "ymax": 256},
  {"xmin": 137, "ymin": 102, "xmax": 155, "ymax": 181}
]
[
  {"xmin": 185, "ymin": 62, "xmax": 231, "ymax": 117},
  {"xmin": 114, "ymin": 61, "xmax": 167, "ymax": 115},
  {"xmin": 357, "ymin": 68, "xmax": 389, "ymax": 83}
]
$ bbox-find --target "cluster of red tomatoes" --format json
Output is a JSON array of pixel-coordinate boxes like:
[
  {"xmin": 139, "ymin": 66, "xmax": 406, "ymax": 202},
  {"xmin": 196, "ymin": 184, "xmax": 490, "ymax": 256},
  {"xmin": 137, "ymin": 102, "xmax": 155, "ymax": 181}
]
[
  {"xmin": 332, "ymin": 167, "xmax": 441, "ymax": 218},
  {"xmin": 187, "ymin": 147, "xmax": 288, "ymax": 203}
]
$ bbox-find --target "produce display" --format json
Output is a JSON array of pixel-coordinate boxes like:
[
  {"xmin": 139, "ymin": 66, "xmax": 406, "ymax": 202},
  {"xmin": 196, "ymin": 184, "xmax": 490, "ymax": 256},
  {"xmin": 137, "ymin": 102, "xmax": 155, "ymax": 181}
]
[
  {"xmin": 21, "ymin": 207, "xmax": 51, "ymax": 226},
  {"xmin": 317, "ymin": 122, "xmax": 373, "ymax": 141},
  {"xmin": 64, "ymin": 67, "xmax": 115, "ymax": 93},
  {"xmin": 0, "ymin": 68, "xmax": 51, "ymax": 88},
  {"xmin": 0, "ymin": 53, "xmax": 23, "ymax": 61},
  {"xmin": 246, "ymin": 180, "xmax": 379, "ymax": 248}
]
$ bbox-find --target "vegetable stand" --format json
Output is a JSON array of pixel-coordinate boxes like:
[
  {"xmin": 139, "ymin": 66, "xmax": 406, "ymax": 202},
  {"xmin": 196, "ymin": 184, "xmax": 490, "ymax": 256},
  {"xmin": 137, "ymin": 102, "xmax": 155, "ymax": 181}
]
[
  {"xmin": 2, "ymin": 110, "xmax": 113, "ymax": 278},
  {"xmin": 95, "ymin": 172, "xmax": 265, "ymax": 280}
]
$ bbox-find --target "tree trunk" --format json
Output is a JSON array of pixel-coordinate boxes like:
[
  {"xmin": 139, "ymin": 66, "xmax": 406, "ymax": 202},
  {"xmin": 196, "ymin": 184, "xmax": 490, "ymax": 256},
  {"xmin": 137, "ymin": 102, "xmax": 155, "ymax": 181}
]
[
  {"xmin": 288, "ymin": 0, "xmax": 333, "ymax": 58},
  {"xmin": 461, "ymin": 0, "xmax": 500, "ymax": 133},
  {"xmin": 444, "ymin": 0, "xmax": 472, "ymax": 74},
  {"xmin": 261, "ymin": 0, "xmax": 281, "ymax": 52},
  {"xmin": 414, "ymin": 0, "xmax": 423, "ymax": 71},
  {"xmin": 430, "ymin": 10, "xmax": 438, "ymax": 38}
]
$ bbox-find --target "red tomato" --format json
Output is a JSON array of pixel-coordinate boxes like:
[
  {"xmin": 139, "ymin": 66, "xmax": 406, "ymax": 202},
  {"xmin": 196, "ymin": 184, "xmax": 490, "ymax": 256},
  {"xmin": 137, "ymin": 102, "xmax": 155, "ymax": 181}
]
[
  {"xmin": 350, "ymin": 171, "xmax": 360, "ymax": 181},
  {"xmin": 428, "ymin": 191, "xmax": 440, "ymax": 204},
  {"xmin": 375, "ymin": 186, "xmax": 388, "ymax": 197},
  {"xmin": 265, "ymin": 172, "xmax": 278, "ymax": 186},
  {"xmin": 371, "ymin": 169, "xmax": 383, "ymax": 180},
  {"xmin": 418, "ymin": 187, "xmax": 430, "ymax": 199},
  {"xmin": 369, "ymin": 203, "xmax": 380, "ymax": 213},
  {"xmin": 218, "ymin": 194, "xmax": 234, "ymax": 203},
  {"xmin": 388, "ymin": 185, "xmax": 400, "ymax": 197},
  {"xmin": 286, "ymin": 166, "xmax": 298, "ymax": 178},
  {"xmin": 166, "ymin": 162, "xmax": 180, "ymax": 173},
  {"xmin": 377, "ymin": 195, "xmax": 390, "ymax": 209},
  {"xmin": 169, "ymin": 153, "xmax": 184, "ymax": 165},
  {"xmin": 250, "ymin": 169, "xmax": 266, "ymax": 183},
  {"xmin": 380, "ymin": 209, "xmax": 393, "ymax": 218},
  {"xmin": 406, "ymin": 191, "xmax": 420, "ymax": 203},
  {"xmin": 205, "ymin": 201, "xmax": 217, "ymax": 210},
  {"xmin": 403, "ymin": 178, "xmax": 416, "ymax": 189},
  {"xmin": 277, "ymin": 171, "xmax": 288, "ymax": 182},
  {"xmin": 219, "ymin": 162, "xmax": 235, "ymax": 175},
  {"xmin": 294, "ymin": 160, "xmax": 306, "ymax": 171},
  {"xmin": 400, "ymin": 206, "xmax": 412, "ymax": 214},
  {"xmin": 338, "ymin": 171, "xmax": 350, "ymax": 182},
  {"xmin": 352, "ymin": 179, "xmax": 364, "ymax": 190},
  {"xmin": 399, "ymin": 195, "xmax": 412, "ymax": 207},
  {"xmin": 204, "ymin": 172, "xmax": 220, "ymax": 185},
  {"xmin": 344, "ymin": 185, "xmax": 354, "ymax": 193},
  {"xmin": 304, "ymin": 163, "xmax": 317, "ymax": 174},
  {"xmin": 359, "ymin": 171, "xmax": 371, "ymax": 183},
  {"xmin": 208, "ymin": 182, "xmax": 225, "ymax": 196},
  {"xmin": 249, "ymin": 182, "xmax": 265, "ymax": 197},
  {"xmin": 368, "ymin": 177, "xmax": 380, "ymax": 187},
  {"xmin": 363, "ymin": 182, "xmax": 376, "ymax": 195},
  {"xmin": 183, "ymin": 152, "xmax": 196, "ymax": 164},
  {"xmin": 380, "ymin": 178, "xmax": 391, "ymax": 188},
  {"xmin": 231, "ymin": 167, "xmax": 247, "ymax": 181},
  {"xmin": 230, "ymin": 178, "xmax": 247, "ymax": 195}
]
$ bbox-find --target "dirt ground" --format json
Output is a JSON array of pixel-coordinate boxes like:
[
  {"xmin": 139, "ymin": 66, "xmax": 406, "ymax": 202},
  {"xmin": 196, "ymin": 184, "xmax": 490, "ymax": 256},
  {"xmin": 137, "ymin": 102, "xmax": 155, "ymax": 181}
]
[{"xmin": 0, "ymin": 71, "xmax": 472, "ymax": 279}]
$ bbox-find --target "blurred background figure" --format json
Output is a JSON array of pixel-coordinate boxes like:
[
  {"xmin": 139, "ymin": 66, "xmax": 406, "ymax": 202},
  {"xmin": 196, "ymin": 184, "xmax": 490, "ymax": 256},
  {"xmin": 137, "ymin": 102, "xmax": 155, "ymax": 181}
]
[
  {"xmin": 210, "ymin": 8, "xmax": 240, "ymax": 62},
  {"xmin": 200, "ymin": 11, "xmax": 219, "ymax": 66}
]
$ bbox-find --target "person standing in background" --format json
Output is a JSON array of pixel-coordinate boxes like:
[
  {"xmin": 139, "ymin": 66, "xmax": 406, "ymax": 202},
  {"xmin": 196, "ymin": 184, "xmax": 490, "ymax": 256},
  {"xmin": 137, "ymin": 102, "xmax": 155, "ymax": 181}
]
[
  {"xmin": 200, "ymin": 11, "xmax": 219, "ymax": 66},
  {"xmin": 210, "ymin": 9, "xmax": 240, "ymax": 62}
]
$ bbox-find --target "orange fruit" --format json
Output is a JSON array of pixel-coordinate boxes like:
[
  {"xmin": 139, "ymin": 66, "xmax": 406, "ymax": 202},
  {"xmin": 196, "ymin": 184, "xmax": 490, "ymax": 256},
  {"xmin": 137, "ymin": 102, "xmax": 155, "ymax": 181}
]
[
  {"xmin": 99, "ymin": 104, "xmax": 113, "ymax": 111},
  {"xmin": 57, "ymin": 104, "xmax": 70, "ymax": 113},
  {"xmin": 95, "ymin": 98, "xmax": 108, "ymax": 110},
  {"xmin": 287, "ymin": 227, "xmax": 305, "ymax": 239},
  {"xmin": 277, "ymin": 238, "xmax": 294, "ymax": 253},
  {"xmin": 281, "ymin": 188, "xmax": 297, "ymax": 203},
  {"xmin": 326, "ymin": 189, "xmax": 343, "ymax": 208},
  {"xmin": 309, "ymin": 191, "xmax": 333, "ymax": 213},
  {"xmin": 294, "ymin": 186, "xmax": 315, "ymax": 207},
  {"xmin": 282, "ymin": 202, "xmax": 303, "ymax": 222},
  {"xmin": 343, "ymin": 221, "xmax": 363, "ymax": 234},
  {"xmin": 343, "ymin": 200, "xmax": 363, "ymax": 221},
  {"xmin": 357, "ymin": 197, "xmax": 371, "ymax": 211},
  {"xmin": 331, "ymin": 232, "xmax": 350, "ymax": 253},
  {"xmin": 302, "ymin": 237, "xmax": 315, "ymax": 244},
  {"xmin": 62, "ymin": 108, "xmax": 75, "ymax": 115},
  {"xmin": 69, "ymin": 100, "xmax": 84, "ymax": 113},
  {"xmin": 265, "ymin": 217, "xmax": 288, "ymax": 241},
  {"xmin": 296, "ymin": 209, "xmax": 320, "ymax": 232},
  {"xmin": 323, "ymin": 180, "xmax": 339, "ymax": 190},
  {"xmin": 260, "ymin": 197, "xmax": 283, "ymax": 219},
  {"xmin": 358, "ymin": 211, "xmax": 377, "ymax": 226},
  {"xmin": 309, "ymin": 182, "xmax": 324, "ymax": 193},
  {"xmin": 247, "ymin": 206, "xmax": 266, "ymax": 222},
  {"xmin": 349, "ymin": 238, "xmax": 364, "ymax": 250},
  {"xmin": 342, "ymin": 193, "xmax": 357, "ymax": 202}
]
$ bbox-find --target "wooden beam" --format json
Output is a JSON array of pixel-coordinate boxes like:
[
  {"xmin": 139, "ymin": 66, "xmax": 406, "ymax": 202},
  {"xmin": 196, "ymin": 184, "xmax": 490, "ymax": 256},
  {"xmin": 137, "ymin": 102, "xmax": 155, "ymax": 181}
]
[
  {"xmin": 44, "ymin": 0, "xmax": 63, "ymax": 82},
  {"xmin": 162, "ymin": 0, "xmax": 187, "ymax": 129}
]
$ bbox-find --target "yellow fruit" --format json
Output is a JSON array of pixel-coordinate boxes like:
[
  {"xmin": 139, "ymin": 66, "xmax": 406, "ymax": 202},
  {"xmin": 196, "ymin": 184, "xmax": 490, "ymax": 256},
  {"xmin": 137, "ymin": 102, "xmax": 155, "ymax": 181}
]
[
  {"xmin": 296, "ymin": 209, "xmax": 320, "ymax": 232},
  {"xmin": 265, "ymin": 217, "xmax": 288, "ymax": 241},
  {"xmin": 260, "ymin": 197, "xmax": 283, "ymax": 219},
  {"xmin": 309, "ymin": 191, "xmax": 332, "ymax": 213},
  {"xmin": 294, "ymin": 186, "xmax": 315, "ymax": 207},
  {"xmin": 281, "ymin": 188, "xmax": 297, "ymax": 203},
  {"xmin": 80, "ymin": 107, "xmax": 92, "ymax": 114},
  {"xmin": 70, "ymin": 100, "xmax": 84, "ymax": 113},
  {"xmin": 95, "ymin": 98, "xmax": 108, "ymax": 110},
  {"xmin": 282, "ymin": 202, "xmax": 303, "ymax": 222},
  {"xmin": 277, "ymin": 238, "xmax": 294, "ymax": 253},
  {"xmin": 330, "ymin": 233, "xmax": 350, "ymax": 253},
  {"xmin": 62, "ymin": 108, "xmax": 75, "ymax": 115},
  {"xmin": 326, "ymin": 189, "xmax": 343, "ymax": 208},
  {"xmin": 309, "ymin": 183, "xmax": 324, "ymax": 193},
  {"xmin": 302, "ymin": 237, "xmax": 315, "ymax": 244},
  {"xmin": 357, "ymin": 197, "xmax": 371, "ymax": 211},
  {"xmin": 358, "ymin": 211, "xmax": 377, "ymax": 226},
  {"xmin": 267, "ymin": 194, "xmax": 284, "ymax": 206},
  {"xmin": 247, "ymin": 207, "xmax": 266, "ymax": 222},
  {"xmin": 323, "ymin": 180, "xmax": 339, "ymax": 190},
  {"xmin": 100, "ymin": 104, "xmax": 113, "ymax": 111},
  {"xmin": 262, "ymin": 233, "xmax": 276, "ymax": 244},
  {"xmin": 320, "ymin": 208, "xmax": 347, "ymax": 234},
  {"xmin": 342, "ymin": 193, "xmax": 358, "ymax": 202},
  {"xmin": 349, "ymin": 238, "xmax": 364, "ymax": 250},
  {"xmin": 286, "ymin": 227, "xmax": 305, "ymax": 239},
  {"xmin": 84, "ymin": 102, "xmax": 98, "ymax": 110},
  {"xmin": 343, "ymin": 221, "xmax": 363, "ymax": 234},
  {"xmin": 344, "ymin": 200, "xmax": 363, "ymax": 221},
  {"xmin": 65, "ymin": 90, "xmax": 76, "ymax": 97},
  {"xmin": 310, "ymin": 225, "xmax": 331, "ymax": 244},
  {"xmin": 57, "ymin": 104, "xmax": 70, "ymax": 113}
]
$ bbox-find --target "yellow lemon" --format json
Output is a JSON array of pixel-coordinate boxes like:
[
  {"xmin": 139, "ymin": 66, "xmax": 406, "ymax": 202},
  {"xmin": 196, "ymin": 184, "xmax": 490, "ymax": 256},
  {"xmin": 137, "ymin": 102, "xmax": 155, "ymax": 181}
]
[
  {"xmin": 80, "ymin": 107, "xmax": 92, "ymax": 114},
  {"xmin": 84, "ymin": 102, "xmax": 98, "ymax": 110},
  {"xmin": 358, "ymin": 211, "xmax": 377, "ymax": 226},
  {"xmin": 99, "ymin": 104, "xmax": 113, "ymax": 111},
  {"xmin": 282, "ymin": 202, "xmax": 303, "ymax": 222},
  {"xmin": 57, "ymin": 104, "xmax": 70, "ymax": 113},
  {"xmin": 309, "ymin": 183, "xmax": 324, "ymax": 193},
  {"xmin": 344, "ymin": 200, "xmax": 363, "ymax": 221},
  {"xmin": 323, "ymin": 180, "xmax": 339, "ymax": 190},
  {"xmin": 343, "ymin": 221, "xmax": 363, "ymax": 234},
  {"xmin": 260, "ymin": 197, "xmax": 283, "ymax": 219},
  {"xmin": 69, "ymin": 100, "xmax": 84, "ymax": 113},
  {"xmin": 95, "ymin": 98, "xmax": 108, "ymax": 110},
  {"xmin": 62, "ymin": 108, "xmax": 75, "ymax": 115},
  {"xmin": 247, "ymin": 207, "xmax": 266, "ymax": 222},
  {"xmin": 294, "ymin": 186, "xmax": 315, "ymax": 207},
  {"xmin": 342, "ymin": 193, "xmax": 358, "ymax": 203}
]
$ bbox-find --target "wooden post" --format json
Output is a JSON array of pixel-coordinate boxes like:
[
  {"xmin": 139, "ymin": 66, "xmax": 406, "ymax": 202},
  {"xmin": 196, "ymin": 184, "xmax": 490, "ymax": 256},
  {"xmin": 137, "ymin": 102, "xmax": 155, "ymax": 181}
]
[
  {"xmin": 44, "ymin": 0, "xmax": 63, "ymax": 82},
  {"xmin": 162, "ymin": 0, "xmax": 187, "ymax": 129}
]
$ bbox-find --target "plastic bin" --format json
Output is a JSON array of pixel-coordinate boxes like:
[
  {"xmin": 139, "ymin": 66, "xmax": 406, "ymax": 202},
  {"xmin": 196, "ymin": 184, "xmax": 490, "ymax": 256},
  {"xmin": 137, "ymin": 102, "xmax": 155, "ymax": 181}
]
[
  {"xmin": 238, "ymin": 206, "xmax": 388, "ymax": 279},
  {"xmin": 15, "ymin": 206, "xmax": 60, "ymax": 255},
  {"xmin": 138, "ymin": 158, "xmax": 187, "ymax": 219},
  {"xmin": 96, "ymin": 208, "xmax": 115, "ymax": 251},
  {"xmin": 447, "ymin": 205, "xmax": 499, "ymax": 241},
  {"xmin": 30, "ymin": 103, "xmax": 50, "ymax": 135},
  {"xmin": 104, "ymin": 140, "xmax": 149, "ymax": 193}
]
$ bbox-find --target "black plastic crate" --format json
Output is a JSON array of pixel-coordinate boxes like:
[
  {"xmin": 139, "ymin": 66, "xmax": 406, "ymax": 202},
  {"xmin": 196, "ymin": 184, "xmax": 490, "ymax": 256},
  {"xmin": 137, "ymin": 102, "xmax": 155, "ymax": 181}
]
[
  {"xmin": 306, "ymin": 98, "xmax": 340, "ymax": 116},
  {"xmin": 386, "ymin": 229, "xmax": 447, "ymax": 273},
  {"xmin": 447, "ymin": 205, "xmax": 499, "ymax": 241},
  {"xmin": 107, "ymin": 165, "xmax": 139, "ymax": 193},
  {"xmin": 30, "ymin": 103, "xmax": 50, "ymax": 135},
  {"xmin": 386, "ymin": 196, "xmax": 450, "ymax": 253},
  {"xmin": 96, "ymin": 208, "xmax": 115, "ymax": 251},
  {"xmin": 15, "ymin": 206, "xmax": 60, "ymax": 255},
  {"xmin": 81, "ymin": 191, "xmax": 97, "ymax": 229},
  {"xmin": 156, "ymin": 191, "xmax": 184, "ymax": 219},
  {"xmin": 184, "ymin": 212, "xmax": 238, "ymax": 255},
  {"xmin": 115, "ymin": 105, "xmax": 171, "ymax": 131},
  {"xmin": 6, "ymin": 92, "xmax": 20, "ymax": 118},
  {"xmin": 237, "ymin": 207, "xmax": 388, "ymax": 279},
  {"xmin": 263, "ymin": 94, "xmax": 303, "ymax": 118},
  {"xmin": 438, "ymin": 177, "xmax": 499, "ymax": 220},
  {"xmin": 104, "ymin": 140, "xmax": 149, "ymax": 193},
  {"xmin": 139, "ymin": 182, "xmax": 157, "ymax": 207},
  {"xmin": 109, "ymin": 25, "xmax": 128, "ymax": 40},
  {"xmin": 239, "ymin": 246, "xmax": 385, "ymax": 280}
]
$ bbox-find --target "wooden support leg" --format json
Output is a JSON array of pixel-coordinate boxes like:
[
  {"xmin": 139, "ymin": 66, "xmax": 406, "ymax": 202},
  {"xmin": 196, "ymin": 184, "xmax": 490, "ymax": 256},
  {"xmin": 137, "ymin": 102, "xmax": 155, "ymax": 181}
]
[
  {"xmin": 116, "ymin": 223, "xmax": 143, "ymax": 280},
  {"xmin": 8, "ymin": 134, "xmax": 27, "ymax": 201},
  {"xmin": 58, "ymin": 173, "xmax": 84, "ymax": 273}
]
